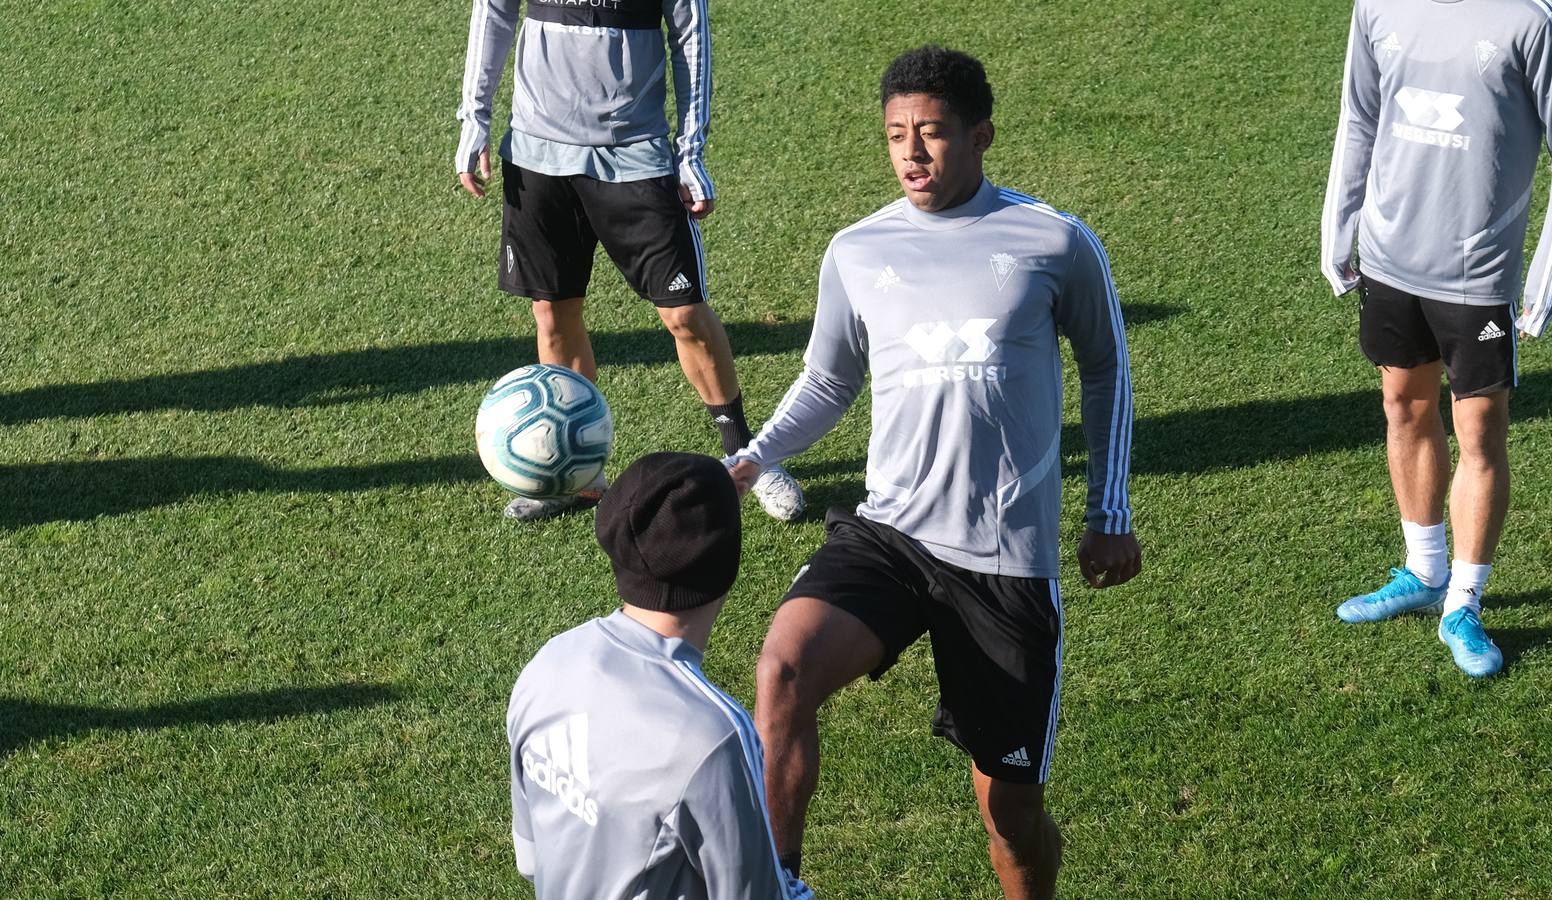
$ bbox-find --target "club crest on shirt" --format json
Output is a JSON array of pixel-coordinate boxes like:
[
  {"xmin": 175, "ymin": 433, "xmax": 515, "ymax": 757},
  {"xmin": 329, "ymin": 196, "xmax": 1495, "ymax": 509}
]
[
  {"xmin": 990, "ymin": 252, "xmax": 1017, "ymax": 291},
  {"xmin": 1476, "ymin": 40, "xmax": 1498, "ymax": 76}
]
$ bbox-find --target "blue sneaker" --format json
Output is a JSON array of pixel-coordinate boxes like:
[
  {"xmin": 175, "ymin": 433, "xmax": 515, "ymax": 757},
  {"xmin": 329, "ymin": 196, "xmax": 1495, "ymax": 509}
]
[
  {"xmin": 1438, "ymin": 607, "xmax": 1504, "ymax": 678},
  {"xmin": 1336, "ymin": 567, "xmax": 1446, "ymax": 623}
]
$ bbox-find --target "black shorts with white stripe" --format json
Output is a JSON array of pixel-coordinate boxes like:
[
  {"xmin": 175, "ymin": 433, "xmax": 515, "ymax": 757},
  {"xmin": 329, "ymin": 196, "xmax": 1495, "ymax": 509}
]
[
  {"xmin": 785, "ymin": 508, "xmax": 1063, "ymax": 785},
  {"xmin": 1358, "ymin": 274, "xmax": 1516, "ymax": 398},
  {"xmin": 498, "ymin": 161, "xmax": 707, "ymax": 308}
]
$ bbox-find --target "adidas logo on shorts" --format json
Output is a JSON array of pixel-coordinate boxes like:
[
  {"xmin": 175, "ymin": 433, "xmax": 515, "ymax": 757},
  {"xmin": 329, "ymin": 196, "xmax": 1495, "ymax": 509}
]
[
  {"xmin": 1478, "ymin": 320, "xmax": 1506, "ymax": 342},
  {"xmin": 668, "ymin": 272, "xmax": 692, "ymax": 293},
  {"xmin": 1001, "ymin": 746, "xmax": 1032, "ymax": 768}
]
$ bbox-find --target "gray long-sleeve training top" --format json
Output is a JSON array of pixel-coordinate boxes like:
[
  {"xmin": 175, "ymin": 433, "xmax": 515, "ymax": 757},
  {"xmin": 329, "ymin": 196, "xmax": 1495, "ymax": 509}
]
[
  {"xmin": 734, "ymin": 179, "xmax": 1134, "ymax": 578},
  {"xmin": 508, "ymin": 610, "xmax": 809, "ymax": 900},
  {"xmin": 456, "ymin": 0, "xmax": 713, "ymax": 200},
  {"xmin": 1321, "ymin": 0, "xmax": 1552, "ymax": 335}
]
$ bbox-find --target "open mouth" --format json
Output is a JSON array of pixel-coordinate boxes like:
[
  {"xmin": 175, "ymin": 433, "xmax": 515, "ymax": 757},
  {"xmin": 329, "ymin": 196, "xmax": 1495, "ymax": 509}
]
[{"xmin": 902, "ymin": 170, "xmax": 934, "ymax": 191}]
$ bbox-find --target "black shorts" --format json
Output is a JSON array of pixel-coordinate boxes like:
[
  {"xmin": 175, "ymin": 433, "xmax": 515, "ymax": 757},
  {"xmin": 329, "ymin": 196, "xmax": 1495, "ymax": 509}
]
[
  {"xmin": 1358, "ymin": 274, "xmax": 1516, "ymax": 398},
  {"xmin": 785, "ymin": 508, "xmax": 1063, "ymax": 784},
  {"xmin": 498, "ymin": 160, "xmax": 706, "ymax": 307}
]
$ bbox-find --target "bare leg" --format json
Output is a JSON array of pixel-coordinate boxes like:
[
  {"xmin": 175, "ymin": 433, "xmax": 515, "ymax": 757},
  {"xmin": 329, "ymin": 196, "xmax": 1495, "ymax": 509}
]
[
  {"xmin": 1448, "ymin": 390, "xmax": 1510, "ymax": 564},
  {"xmin": 754, "ymin": 598, "xmax": 885, "ymax": 862},
  {"xmin": 531, "ymin": 297, "xmax": 597, "ymax": 382},
  {"xmin": 1380, "ymin": 362, "xmax": 1449, "ymax": 526},
  {"xmin": 973, "ymin": 767, "xmax": 1062, "ymax": 900},
  {"xmin": 658, "ymin": 303, "xmax": 740, "ymax": 405}
]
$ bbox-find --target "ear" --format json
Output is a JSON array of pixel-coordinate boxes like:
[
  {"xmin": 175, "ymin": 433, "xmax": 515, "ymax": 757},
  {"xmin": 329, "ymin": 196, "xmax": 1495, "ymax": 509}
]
[{"xmin": 973, "ymin": 119, "xmax": 995, "ymax": 153}]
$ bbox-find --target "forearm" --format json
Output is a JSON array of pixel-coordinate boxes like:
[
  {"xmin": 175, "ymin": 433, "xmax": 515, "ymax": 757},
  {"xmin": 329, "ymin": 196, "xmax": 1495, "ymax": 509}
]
[
  {"xmin": 1078, "ymin": 359, "xmax": 1133, "ymax": 534},
  {"xmin": 455, "ymin": 0, "xmax": 519, "ymax": 172},
  {"xmin": 665, "ymin": 0, "xmax": 713, "ymax": 199},
  {"xmin": 734, "ymin": 368, "xmax": 859, "ymax": 469}
]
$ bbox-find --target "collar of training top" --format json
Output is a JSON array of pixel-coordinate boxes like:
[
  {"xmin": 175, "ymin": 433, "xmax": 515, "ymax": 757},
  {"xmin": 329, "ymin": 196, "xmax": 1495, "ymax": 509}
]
[
  {"xmin": 901, "ymin": 178, "xmax": 1001, "ymax": 231},
  {"xmin": 599, "ymin": 609, "xmax": 704, "ymax": 665}
]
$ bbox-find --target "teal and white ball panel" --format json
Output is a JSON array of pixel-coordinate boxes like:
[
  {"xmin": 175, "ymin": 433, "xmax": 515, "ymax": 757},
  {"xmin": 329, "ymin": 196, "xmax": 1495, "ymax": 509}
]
[{"xmin": 475, "ymin": 364, "xmax": 613, "ymax": 499}]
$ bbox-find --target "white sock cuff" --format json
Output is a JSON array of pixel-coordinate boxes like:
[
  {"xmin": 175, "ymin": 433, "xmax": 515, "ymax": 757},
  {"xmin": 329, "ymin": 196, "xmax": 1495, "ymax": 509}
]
[
  {"xmin": 1449, "ymin": 560, "xmax": 1492, "ymax": 590},
  {"xmin": 1402, "ymin": 520, "xmax": 1446, "ymax": 542}
]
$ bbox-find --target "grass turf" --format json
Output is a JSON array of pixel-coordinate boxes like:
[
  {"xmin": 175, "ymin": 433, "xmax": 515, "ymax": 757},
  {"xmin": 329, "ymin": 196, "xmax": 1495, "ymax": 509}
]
[{"xmin": 4, "ymin": 0, "xmax": 1552, "ymax": 896}]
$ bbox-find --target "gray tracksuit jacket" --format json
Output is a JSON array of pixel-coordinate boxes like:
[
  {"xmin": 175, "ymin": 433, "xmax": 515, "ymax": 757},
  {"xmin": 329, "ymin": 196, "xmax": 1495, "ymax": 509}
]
[
  {"xmin": 734, "ymin": 179, "xmax": 1134, "ymax": 578},
  {"xmin": 507, "ymin": 611, "xmax": 809, "ymax": 900},
  {"xmin": 1321, "ymin": 0, "xmax": 1552, "ymax": 335},
  {"xmin": 456, "ymin": 0, "xmax": 713, "ymax": 199}
]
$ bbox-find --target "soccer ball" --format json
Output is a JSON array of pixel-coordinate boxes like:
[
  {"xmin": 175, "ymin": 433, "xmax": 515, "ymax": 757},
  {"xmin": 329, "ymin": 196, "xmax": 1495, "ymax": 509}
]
[{"xmin": 475, "ymin": 364, "xmax": 613, "ymax": 498}]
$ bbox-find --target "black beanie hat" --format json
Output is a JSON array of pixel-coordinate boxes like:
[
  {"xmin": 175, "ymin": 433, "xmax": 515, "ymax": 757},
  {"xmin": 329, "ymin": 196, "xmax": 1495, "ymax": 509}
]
[{"xmin": 594, "ymin": 452, "xmax": 742, "ymax": 611}]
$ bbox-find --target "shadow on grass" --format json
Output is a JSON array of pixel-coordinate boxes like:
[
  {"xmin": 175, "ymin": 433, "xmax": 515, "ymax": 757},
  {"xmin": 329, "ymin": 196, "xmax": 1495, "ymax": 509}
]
[
  {"xmin": 1492, "ymin": 626, "xmax": 1552, "ymax": 670},
  {"xmin": 0, "ymin": 683, "xmax": 400, "ymax": 757},
  {"xmin": 1491, "ymin": 591, "xmax": 1552, "ymax": 610},
  {"xmin": 0, "ymin": 454, "xmax": 486, "ymax": 529},
  {"xmin": 0, "ymin": 322, "xmax": 814, "ymax": 426},
  {"xmin": 0, "ymin": 305, "xmax": 1183, "ymax": 428}
]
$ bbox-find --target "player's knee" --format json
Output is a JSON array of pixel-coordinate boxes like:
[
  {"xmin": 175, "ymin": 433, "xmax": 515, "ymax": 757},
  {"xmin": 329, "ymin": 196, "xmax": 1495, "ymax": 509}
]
[
  {"xmin": 1453, "ymin": 396, "xmax": 1510, "ymax": 459},
  {"xmin": 755, "ymin": 645, "xmax": 814, "ymax": 722},
  {"xmin": 531, "ymin": 299, "xmax": 584, "ymax": 337},
  {"xmin": 658, "ymin": 302, "xmax": 714, "ymax": 341},
  {"xmin": 982, "ymin": 784, "xmax": 1048, "ymax": 850},
  {"xmin": 1380, "ymin": 392, "xmax": 1436, "ymax": 429}
]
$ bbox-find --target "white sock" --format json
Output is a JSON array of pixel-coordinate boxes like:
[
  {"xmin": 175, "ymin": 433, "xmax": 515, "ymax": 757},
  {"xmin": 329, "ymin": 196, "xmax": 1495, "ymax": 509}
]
[
  {"xmin": 1401, "ymin": 520, "xmax": 1448, "ymax": 588},
  {"xmin": 1443, "ymin": 560, "xmax": 1491, "ymax": 615}
]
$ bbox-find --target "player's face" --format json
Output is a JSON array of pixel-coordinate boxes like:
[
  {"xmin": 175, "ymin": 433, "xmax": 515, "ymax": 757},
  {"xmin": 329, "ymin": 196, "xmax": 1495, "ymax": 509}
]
[{"xmin": 884, "ymin": 93, "xmax": 993, "ymax": 212}]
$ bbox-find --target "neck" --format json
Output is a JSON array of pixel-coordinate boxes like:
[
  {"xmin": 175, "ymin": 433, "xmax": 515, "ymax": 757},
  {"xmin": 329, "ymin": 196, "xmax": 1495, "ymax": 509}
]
[{"xmin": 622, "ymin": 599, "xmax": 724, "ymax": 652}]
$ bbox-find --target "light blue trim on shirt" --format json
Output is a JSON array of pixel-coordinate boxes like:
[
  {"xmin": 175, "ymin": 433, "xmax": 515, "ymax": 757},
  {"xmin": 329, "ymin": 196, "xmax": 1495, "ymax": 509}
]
[{"xmin": 503, "ymin": 130, "xmax": 673, "ymax": 183}]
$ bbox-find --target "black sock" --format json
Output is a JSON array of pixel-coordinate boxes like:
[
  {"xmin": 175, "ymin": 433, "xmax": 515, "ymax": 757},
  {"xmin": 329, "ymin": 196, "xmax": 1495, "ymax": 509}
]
[
  {"xmin": 779, "ymin": 852, "xmax": 802, "ymax": 878},
  {"xmin": 705, "ymin": 394, "xmax": 754, "ymax": 456}
]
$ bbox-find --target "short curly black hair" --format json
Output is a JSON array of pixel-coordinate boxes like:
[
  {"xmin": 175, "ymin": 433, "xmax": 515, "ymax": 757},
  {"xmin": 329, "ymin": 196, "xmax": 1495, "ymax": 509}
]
[{"xmin": 879, "ymin": 45, "xmax": 994, "ymax": 126}]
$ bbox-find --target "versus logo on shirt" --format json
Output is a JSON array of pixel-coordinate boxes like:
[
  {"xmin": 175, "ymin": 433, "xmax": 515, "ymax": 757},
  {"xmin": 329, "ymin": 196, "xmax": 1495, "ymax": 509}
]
[
  {"xmin": 1392, "ymin": 86, "xmax": 1472, "ymax": 151},
  {"xmin": 901, "ymin": 319, "xmax": 1006, "ymax": 388},
  {"xmin": 522, "ymin": 714, "xmax": 601, "ymax": 827}
]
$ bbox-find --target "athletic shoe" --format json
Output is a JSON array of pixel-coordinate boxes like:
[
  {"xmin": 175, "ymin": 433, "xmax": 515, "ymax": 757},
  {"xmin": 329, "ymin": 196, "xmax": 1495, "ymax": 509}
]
[
  {"xmin": 502, "ymin": 474, "xmax": 607, "ymax": 522},
  {"xmin": 784, "ymin": 869, "xmax": 815, "ymax": 900},
  {"xmin": 750, "ymin": 463, "xmax": 805, "ymax": 522},
  {"xmin": 1438, "ymin": 607, "xmax": 1503, "ymax": 678},
  {"xmin": 1336, "ymin": 567, "xmax": 1446, "ymax": 623}
]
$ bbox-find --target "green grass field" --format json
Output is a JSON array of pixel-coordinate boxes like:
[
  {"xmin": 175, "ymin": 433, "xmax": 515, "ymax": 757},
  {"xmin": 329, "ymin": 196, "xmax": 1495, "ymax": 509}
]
[{"xmin": 4, "ymin": 0, "xmax": 1552, "ymax": 896}]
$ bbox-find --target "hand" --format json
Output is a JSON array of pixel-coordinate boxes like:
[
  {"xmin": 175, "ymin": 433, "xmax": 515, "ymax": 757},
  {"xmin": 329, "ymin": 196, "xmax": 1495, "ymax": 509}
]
[
  {"xmin": 726, "ymin": 458, "xmax": 761, "ymax": 497},
  {"xmin": 678, "ymin": 182, "xmax": 715, "ymax": 220},
  {"xmin": 459, "ymin": 148, "xmax": 492, "ymax": 198},
  {"xmin": 1076, "ymin": 529, "xmax": 1142, "ymax": 589}
]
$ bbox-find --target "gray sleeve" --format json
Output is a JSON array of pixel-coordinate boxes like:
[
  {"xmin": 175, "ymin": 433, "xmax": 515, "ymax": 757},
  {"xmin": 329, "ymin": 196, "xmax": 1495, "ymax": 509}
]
[
  {"xmin": 1518, "ymin": 18, "xmax": 1552, "ymax": 337},
  {"xmin": 507, "ymin": 689, "xmax": 536, "ymax": 880},
  {"xmin": 736, "ymin": 245, "xmax": 867, "ymax": 468},
  {"xmin": 1054, "ymin": 224, "xmax": 1134, "ymax": 535},
  {"xmin": 676, "ymin": 734, "xmax": 792, "ymax": 900},
  {"xmin": 1320, "ymin": 2, "xmax": 1380, "ymax": 296},
  {"xmin": 454, "ymin": 0, "xmax": 520, "ymax": 174},
  {"xmin": 663, "ymin": 0, "xmax": 714, "ymax": 201}
]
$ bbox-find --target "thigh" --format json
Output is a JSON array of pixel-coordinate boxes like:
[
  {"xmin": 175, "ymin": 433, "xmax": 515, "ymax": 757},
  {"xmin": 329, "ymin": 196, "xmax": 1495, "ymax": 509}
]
[
  {"xmin": 573, "ymin": 175, "xmax": 707, "ymax": 308},
  {"xmin": 499, "ymin": 161, "xmax": 597, "ymax": 301},
  {"xmin": 926, "ymin": 570, "xmax": 1062, "ymax": 785},
  {"xmin": 779, "ymin": 508, "xmax": 934, "ymax": 682},
  {"xmin": 1359, "ymin": 275, "xmax": 1441, "ymax": 369},
  {"xmin": 1419, "ymin": 300, "xmax": 1517, "ymax": 398}
]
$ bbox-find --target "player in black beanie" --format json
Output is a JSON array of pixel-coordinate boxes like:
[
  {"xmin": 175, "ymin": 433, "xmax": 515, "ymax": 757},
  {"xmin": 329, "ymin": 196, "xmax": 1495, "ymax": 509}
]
[{"xmin": 595, "ymin": 451, "xmax": 742, "ymax": 611}]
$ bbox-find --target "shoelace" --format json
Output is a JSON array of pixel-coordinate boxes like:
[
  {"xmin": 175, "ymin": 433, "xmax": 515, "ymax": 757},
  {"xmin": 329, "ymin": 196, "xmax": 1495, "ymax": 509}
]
[
  {"xmin": 1369, "ymin": 567, "xmax": 1418, "ymax": 602},
  {"xmin": 1445, "ymin": 609, "xmax": 1493, "ymax": 653}
]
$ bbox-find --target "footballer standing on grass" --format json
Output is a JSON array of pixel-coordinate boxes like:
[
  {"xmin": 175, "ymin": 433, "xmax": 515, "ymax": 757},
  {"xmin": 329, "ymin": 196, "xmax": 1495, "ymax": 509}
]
[
  {"xmin": 727, "ymin": 46, "xmax": 1140, "ymax": 900},
  {"xmin": 454, "ymin": 0, "xmax": 804, "ymax": 522},
  {"xmin": 1321, "ymin": 0, "xmax": 1552, "ymax": 677}
]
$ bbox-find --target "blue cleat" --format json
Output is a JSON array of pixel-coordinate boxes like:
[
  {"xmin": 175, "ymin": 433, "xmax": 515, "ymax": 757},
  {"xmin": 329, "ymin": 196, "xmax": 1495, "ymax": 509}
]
[
  {"xmin": 1438, "ymin": 607, "xmax": 1504, "ymax": 678},
  {"xmin": 1336, "ymin": 567, "xmax": 1446, "ymax": 623}
]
